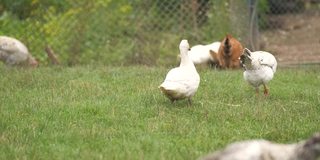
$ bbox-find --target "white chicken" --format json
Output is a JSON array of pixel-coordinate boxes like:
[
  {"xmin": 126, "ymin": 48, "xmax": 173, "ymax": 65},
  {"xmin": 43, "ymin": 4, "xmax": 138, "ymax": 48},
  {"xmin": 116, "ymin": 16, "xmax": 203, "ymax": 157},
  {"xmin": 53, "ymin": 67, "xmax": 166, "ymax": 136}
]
[
  {"xmin": 159, "ymin": 39, "xmax": 200, "ymax": 104},
  {"xmin": 0, "ymin": 36, "xmax": 38, "ymax": 67},
  {"xmin": 201, "ymin": 132, "xmax": 320, "ymax": 160},
  {"xmin": 188, "ymin": 41, "xmax": 221, "ymax": 64},
  {"xmin": 240, "ymin": 48, "xmax": 277, "ymax": 96}
]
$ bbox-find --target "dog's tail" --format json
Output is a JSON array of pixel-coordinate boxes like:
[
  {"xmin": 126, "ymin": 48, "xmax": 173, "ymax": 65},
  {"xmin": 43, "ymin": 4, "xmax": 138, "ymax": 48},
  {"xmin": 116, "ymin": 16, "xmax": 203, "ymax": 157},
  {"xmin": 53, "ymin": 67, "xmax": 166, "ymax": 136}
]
[{"xmin": 224, "ymin": 34, "xmax": 232, "ymax": 56}]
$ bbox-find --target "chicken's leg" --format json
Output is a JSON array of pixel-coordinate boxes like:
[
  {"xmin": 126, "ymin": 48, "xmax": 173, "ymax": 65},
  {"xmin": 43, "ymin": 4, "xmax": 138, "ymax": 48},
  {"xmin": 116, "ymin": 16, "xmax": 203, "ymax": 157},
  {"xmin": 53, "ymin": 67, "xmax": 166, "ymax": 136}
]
[{"xmin": 263, "ymin": 84, "xmax": 269, "ymax": 96}]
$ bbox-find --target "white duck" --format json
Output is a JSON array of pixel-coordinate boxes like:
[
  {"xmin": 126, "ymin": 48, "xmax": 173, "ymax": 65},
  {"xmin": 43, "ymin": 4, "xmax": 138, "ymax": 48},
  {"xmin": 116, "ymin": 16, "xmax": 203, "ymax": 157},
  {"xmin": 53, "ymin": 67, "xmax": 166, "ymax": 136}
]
[
  {"xmin": 159, "ymin": 39, "xmax": 200, "ymax": 104},
  {"xmin": 240, "ymin": 48, "xmax": 277, "ymax": 96},
  {"xmin": 0, "ymin": 36, "xmax": 38, "ymax": 67},
  {"xmin": 188, "ymin": 41, "xmax": 221, "ymax": 66}
]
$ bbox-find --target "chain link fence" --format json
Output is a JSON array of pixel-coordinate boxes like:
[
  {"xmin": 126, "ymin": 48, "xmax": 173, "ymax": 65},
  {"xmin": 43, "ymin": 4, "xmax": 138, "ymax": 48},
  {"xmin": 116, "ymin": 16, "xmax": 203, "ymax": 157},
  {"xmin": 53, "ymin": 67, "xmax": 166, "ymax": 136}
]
[
  {"xmin": 258, "ymin": 0, "xmax": 320, "ymax": 65},
  {"xmin": 1, "ymin": 0, "xmax": 319, "ymax": 66}
]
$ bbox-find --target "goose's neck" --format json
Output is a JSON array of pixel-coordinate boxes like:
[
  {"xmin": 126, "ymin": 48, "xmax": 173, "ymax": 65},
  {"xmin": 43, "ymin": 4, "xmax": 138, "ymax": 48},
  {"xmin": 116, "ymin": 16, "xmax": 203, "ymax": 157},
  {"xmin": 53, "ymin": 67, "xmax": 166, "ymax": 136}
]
[{"xmin": 179, "ymin": 49, "xmax": 194, "ymax": 67}]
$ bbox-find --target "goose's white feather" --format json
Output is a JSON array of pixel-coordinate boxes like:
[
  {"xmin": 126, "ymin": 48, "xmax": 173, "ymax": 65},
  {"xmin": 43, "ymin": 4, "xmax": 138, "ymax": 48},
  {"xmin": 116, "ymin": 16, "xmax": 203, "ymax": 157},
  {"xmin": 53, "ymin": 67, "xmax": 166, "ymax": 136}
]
[
  {"xmin": 159, "ymin": 40, "xmax": 200, "ymax": 102},
  {"xmin": 187, "ymin": 42, "xmax": 221, "ymax": 65},
  {"xmin": 0, "ymin": 36, "xmax": 37, "ymax": 66}
]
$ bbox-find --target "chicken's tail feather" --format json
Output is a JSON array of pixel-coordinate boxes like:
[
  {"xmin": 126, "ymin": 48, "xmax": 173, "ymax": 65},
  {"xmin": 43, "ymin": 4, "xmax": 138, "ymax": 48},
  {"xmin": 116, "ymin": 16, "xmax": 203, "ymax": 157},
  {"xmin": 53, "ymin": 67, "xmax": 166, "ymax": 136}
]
[{"xmin": 240, "ymin": 48, "xmax": 252, "ymax": 69}]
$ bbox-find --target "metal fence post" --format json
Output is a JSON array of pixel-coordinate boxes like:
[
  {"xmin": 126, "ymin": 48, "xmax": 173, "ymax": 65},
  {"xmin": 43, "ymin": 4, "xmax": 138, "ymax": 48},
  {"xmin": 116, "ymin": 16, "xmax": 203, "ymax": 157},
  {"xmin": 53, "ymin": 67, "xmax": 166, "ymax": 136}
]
[{"xmin": 248, "ymin": 0, "xmax": 260, "ymax": 51}]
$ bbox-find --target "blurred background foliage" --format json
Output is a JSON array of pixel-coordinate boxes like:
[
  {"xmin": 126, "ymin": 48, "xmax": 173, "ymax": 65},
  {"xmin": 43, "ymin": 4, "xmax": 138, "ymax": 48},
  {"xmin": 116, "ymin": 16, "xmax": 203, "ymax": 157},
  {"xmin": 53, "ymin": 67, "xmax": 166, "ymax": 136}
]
[
  {"xmin": 0, "ymin": 0, "xmax": 299, "ymax": 66},
  {"xmin": 0, "ymin": 0, "xmax": 250, "ymax": 66}
]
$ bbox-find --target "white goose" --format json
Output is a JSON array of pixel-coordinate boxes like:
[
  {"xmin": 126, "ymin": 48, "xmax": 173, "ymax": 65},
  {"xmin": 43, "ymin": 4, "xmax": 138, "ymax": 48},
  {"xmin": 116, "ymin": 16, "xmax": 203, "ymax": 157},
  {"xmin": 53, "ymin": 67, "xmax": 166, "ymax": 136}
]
[
  {"xmin": 0, "ymin": 36, "xmax": 38, "ymax": 66},
  {"xmin": 159, "ymin": 39, "xmax": 200, "ymax": 104},
  {"xmin": 188, "ymin": 41, "xmax": 221, "ymax": 65},
  {"xmin": 240, "ymin": 48, "xmax": 277, "ymax": 96}
]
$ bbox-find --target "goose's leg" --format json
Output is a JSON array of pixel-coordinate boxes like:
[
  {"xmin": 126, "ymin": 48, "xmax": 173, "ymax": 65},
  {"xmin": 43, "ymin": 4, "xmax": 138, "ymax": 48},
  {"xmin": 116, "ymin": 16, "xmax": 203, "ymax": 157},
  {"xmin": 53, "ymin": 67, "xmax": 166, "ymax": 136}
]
[
  {"xmin": 187, "ymin": 98, "xmax": 192, "ymax": 106},
  {"xmin": 263, "ymin": 84, "xmax": 269, "ymax": 96}
]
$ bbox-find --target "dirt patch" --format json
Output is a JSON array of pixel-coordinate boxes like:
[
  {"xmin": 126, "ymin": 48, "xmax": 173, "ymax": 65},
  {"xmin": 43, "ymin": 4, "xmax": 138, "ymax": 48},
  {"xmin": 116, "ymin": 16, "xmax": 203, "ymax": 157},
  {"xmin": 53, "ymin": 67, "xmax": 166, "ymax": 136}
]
[{"xmin": 261, "ymin": 10, "xmax": 320, "ymax": 66}]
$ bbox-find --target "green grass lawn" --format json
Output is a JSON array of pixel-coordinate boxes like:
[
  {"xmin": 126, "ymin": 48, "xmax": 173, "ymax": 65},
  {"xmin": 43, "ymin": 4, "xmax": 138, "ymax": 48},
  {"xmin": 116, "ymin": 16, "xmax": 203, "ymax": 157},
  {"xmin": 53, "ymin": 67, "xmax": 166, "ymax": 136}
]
[{"xmin": 0, "ymin": 65, "xmax": 319, "ymax": 160}]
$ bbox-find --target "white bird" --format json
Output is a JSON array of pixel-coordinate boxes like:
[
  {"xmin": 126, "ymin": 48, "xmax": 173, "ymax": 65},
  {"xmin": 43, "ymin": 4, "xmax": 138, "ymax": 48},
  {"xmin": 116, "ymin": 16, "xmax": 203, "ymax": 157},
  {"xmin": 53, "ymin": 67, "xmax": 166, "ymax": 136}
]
[
  {"xmin": 0, "ymin": 36, "xmax": 38, "ymax": 67},
  {"xmin": 240, "ymin": 48, "xmax": 277, "ymax": 96},
  {"xmin": 188, "ymin": 42, "xmax": 221, "ymax": 66},
  {"xmin": 159, "ymin": 39, "xmax": 200, "ymax": 104},
  {"xmin": 201, "ymin": 132, "xmax": 320, "ymax": 160}
]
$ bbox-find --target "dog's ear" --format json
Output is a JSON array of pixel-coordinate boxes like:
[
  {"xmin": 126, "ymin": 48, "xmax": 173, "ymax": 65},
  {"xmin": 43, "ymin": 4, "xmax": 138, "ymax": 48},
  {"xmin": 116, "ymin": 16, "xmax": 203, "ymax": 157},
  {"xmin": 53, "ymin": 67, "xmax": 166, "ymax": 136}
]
[
  {"xmin": 209, "ymin": 50, "xmax": 218, "ymax": 60},
  {"xmin": 209, "ymin": 50, "xmax": 221, "ymax": 68}
]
